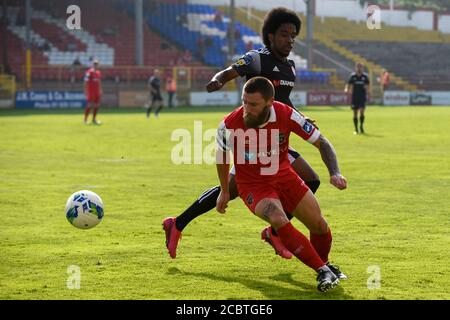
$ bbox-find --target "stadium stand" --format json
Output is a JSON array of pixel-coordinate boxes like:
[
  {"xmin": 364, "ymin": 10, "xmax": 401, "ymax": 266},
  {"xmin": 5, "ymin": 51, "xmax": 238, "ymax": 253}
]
[
  {"xmin": 2, "ymin": 0, "xmax": 203, "ymax": 83},
  {"xmin": 4, "ymin": 0, "xmax": 448, "ymax": 92},
  {"xmin": 310, "ymin": 15, "xmax": 450, "ymax": 91},
  {"xmin": 123, "ymin": 2, "xmax": 261, "ymax": 67},
  {"xmin": 338, "ymin": 41, "xmax": 450, "ymax": 91},
  {"xmin": 234, "ymin": 8, "xmax": 450, "ymax": 91}
]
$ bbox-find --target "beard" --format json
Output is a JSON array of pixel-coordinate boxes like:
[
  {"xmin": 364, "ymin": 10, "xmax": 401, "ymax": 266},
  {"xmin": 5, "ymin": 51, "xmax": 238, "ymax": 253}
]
[{"xmin": 244, "ymin": 105, "xmax": 270, "ymax": 128}]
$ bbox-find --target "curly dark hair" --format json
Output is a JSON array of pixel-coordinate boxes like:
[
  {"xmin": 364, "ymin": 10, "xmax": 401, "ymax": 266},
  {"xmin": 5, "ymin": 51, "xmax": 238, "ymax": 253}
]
[{"xmin": 262, "ymin": 7, "xmax": 301, "ymax": 48}]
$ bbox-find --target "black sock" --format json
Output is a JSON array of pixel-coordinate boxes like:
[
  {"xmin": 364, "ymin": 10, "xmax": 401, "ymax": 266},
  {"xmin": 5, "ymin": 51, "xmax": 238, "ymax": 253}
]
[
  {"xmin": 360, "ymin": 115, "xmax": 365, "ymax": 132},
  {"xmin": 353, "ymin": 117, "xmax": 358, "ymax": 132},
  {"xmin": 155, "ymin": 105, "xmax": 163, "ymax": 115},
  {"xmin": 175, "ymin": 186, "xmax": 221, "ymax": 231},
  {"xmin": 146, "ymin": 106, "xmax": 152, "ymax": 117}
]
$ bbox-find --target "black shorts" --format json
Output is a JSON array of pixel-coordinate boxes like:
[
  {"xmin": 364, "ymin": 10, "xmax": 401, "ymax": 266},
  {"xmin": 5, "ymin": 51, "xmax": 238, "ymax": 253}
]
[
  {"xmin": 351, "ymin": 99, "xmax": 366, "ymax": 110},
  {"xmin": 288, "ymin": 148, "xmax": 301, "ymax": 161},
  {"xmin": 151, "ymin": 94, "xmax": 163, "ymax": 103}
]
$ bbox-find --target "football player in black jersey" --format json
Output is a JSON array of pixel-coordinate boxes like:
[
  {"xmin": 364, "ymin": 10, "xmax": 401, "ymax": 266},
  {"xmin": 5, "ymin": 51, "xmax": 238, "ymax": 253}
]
[
  {"xmin": 345, "ymin": 62, "xmax": 370, "ymax": 134},
  {"xmin": 162, "ymin": 7, "xmax": 346, "ymax": 280}
]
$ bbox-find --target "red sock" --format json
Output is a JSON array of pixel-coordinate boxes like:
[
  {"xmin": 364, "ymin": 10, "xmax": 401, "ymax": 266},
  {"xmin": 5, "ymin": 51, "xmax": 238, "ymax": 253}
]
[
  {"xmin": 93, "ymin": 107, "xmax": 99, "ymax": 120},
  {"xmin": 277, "ymin": 222, "xmax": 325, "ymax": 271},
  {"xmin": 310, "ymin": 228, "xmax": 332, "ymax": 264},
  {"xmin": 84, "ymin": 107, "xmax": 91, "ymax": 121}
]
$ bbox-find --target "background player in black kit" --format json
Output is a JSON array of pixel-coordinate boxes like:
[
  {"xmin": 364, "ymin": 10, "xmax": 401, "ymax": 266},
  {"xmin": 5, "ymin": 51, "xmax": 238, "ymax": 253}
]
[
  {"xmin": 345, "ymin": 62, "xmax": 370, "ymax": 134},
  {"xmin": 146, "ymin": 69, "xmax": 163, "ymax": 118},
  {"xmin": 163, "ymin": 8, "xmax": 346, "ymax": 279}
]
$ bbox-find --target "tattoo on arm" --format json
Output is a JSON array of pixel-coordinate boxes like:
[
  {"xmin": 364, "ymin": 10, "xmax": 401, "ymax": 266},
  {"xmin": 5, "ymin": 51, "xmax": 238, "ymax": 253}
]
[{"xmin": 318, "ymin": 135, "xmax": 340, "ymax": 176}]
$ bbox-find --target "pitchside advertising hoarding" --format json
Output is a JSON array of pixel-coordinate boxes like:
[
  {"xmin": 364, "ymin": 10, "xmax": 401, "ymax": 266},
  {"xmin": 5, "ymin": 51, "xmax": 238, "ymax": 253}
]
[
  {"xmin": 307, "ymin": 92, "xmax": 350, "ymax": 106},
  {"xmin": 429, "ymin": 91, "xmax": 450, "ymax": 105},
  {"xmin": 290, "ymin": 91, "xmax": 307, "ymax": 106},
  {"xmin": 190, "ymin": 91, "xmax": 239, "ymax": 106},
  {"xmin": 383, "ymin": 91, "xmax": 450, "ymax": 105},
  {"xmin": 15, "ymin": 91, "xmax": 86, "ymax": 109},
  {"xmin": 189, "ymin": 91, "xmax": 349, "ymax": 107},
  {"xmin": 383, "ymin": 91, "xmax": 412, "ymax": 105}
]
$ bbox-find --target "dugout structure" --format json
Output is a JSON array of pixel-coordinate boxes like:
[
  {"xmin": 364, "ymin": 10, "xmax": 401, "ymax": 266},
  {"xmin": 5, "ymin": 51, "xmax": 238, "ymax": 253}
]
[{"xmin": 0, "ymin": 74, "xmax": 16, "ymax": 109}]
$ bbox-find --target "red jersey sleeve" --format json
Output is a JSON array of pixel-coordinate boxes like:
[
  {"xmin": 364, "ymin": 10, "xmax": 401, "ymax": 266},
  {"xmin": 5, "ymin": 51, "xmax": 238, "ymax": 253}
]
[{"xmin": 288, "ymin": 108, "xmax": 321, "ymax": 144}]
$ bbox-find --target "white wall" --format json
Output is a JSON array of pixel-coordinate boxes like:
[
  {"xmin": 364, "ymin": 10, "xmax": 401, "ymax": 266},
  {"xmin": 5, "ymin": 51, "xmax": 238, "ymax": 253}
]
[
  {"xmin": 188, "ymin": 0, "xmax": 450, "ymax": 33},
  {"xmin": 381, "ymin": 9, "xmax": 434, "ymax": 30},
  {"xmin": 316, "ymin": 0, "xmax": 364, "ymax": 21},
  {"xmin": 188, "ymin": 0, "xmax": 305, "ymax": 12},
  {"xmin": 439, "ymin": 15, "xmax": 450, "ymax": 33},
  {"xmin": 315, "ymin": 0, "xmax": 434, "ymax": 30}
]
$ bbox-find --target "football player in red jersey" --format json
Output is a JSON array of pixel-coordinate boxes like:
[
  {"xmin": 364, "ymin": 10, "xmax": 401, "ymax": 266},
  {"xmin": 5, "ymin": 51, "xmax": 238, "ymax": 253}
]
[
  {"xmin": 84, "ymin": 60, "xmax": 103, "ymax": 125},
  {"xmin": 163, "ymin": 7, "xmax": 324, "ymax": 261},
  {"xmin": 216, "ymin": 77, "xmax": 347, "ymax": 292}
]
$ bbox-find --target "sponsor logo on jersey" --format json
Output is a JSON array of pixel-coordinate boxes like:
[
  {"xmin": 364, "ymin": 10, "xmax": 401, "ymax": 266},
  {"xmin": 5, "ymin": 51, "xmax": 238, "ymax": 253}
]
[
  {"xmin": 302, "ymin": 121, "xmax": 313, "ymax": 134},
  {"xmin": 273, "ymin": 66, "xmax": 280, "ymax": 72},
  {"xmin": 272, "ymin": 80, "xmax": 295, "ymax": 87},
  {"xmin": 235, "ymin": 54, "xmax": 253, "ymax": 67}
]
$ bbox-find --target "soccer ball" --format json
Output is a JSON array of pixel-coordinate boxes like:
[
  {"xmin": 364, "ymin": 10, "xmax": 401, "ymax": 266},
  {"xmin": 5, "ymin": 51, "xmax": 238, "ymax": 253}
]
[{"xmin": 65, "ymin": 190, "xmax": 104, "ymax": 229}]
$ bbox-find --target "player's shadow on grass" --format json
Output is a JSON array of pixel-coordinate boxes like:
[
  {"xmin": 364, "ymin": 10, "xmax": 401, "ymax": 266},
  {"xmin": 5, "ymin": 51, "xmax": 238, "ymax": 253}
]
[
  {"xmin": 359, "ymin": 132, "xmax": 384, "ymax": 138},
  {"xmin": 167, "ymin": 267, "xmax": 353, "ymax": 300}
]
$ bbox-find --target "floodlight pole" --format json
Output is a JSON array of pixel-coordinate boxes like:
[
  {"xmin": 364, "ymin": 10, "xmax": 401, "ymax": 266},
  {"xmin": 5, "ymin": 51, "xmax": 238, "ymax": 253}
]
[
  {"xmin": 135, "ymin": 0, "xmax": 144, "ymax": 66},
  {"xmin": 25, "ymin": 0, "xmax": 31, "ymax": 89},
  {"xmin": 306, "ymin": 0, "xmax": 314, "ymax": 70},
  {"xmin": 228, "ymin": 0, "xmax": 235, "ymax": 64},
  {"xmin": 1, "ymin": 0, "xmax": 10, "ymax": 74}
]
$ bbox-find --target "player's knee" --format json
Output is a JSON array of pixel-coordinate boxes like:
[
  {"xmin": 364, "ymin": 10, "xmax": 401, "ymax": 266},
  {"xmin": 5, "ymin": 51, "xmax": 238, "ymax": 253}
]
[{"xmin": 263, "ymin": 204, "xmax": 288, "ymax": 228}]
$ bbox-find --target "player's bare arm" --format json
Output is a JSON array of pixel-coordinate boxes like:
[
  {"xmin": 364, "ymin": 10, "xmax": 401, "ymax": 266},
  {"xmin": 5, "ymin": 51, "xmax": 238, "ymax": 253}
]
[
  {"xmin": 216, "ymin": 150, "xmax": 231, "ymax": 214},
  {"xmin": 344, "ymin": 83, "xmax": 352, "ymax": 95},
  {"xmin": 206, "ymin": 67, "xmax": 239, "ymax": 92},
  {"xmin": 312, "ymin": 135, "xmax": 347, "ymax": 190}
]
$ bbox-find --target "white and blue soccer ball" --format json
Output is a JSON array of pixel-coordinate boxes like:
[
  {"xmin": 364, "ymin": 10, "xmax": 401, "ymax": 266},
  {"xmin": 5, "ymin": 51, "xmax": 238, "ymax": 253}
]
[{"xmin": 65, "ymin": 190, "xmax": 104, "ymax": 229}]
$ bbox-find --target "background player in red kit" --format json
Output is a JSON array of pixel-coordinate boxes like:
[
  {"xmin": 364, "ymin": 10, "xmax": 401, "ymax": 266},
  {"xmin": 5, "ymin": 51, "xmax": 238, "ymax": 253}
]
[
  {"xmin": 216, "ymin": 77, "xmax": 347, "ymax": 292},
  {"xmin": 84, "ymin": 60, "xmax": 103, "ymax": 125}
]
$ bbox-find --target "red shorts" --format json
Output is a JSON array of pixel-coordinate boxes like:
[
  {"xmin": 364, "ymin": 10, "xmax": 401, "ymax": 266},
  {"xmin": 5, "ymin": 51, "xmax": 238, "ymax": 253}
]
[
  {"xmin": 87, "ymin": 91, "xmax": 101, "ymax": 104},
  {"xmin": 238, "ymin": 170, "xmax": 310, "ymax": 214}
]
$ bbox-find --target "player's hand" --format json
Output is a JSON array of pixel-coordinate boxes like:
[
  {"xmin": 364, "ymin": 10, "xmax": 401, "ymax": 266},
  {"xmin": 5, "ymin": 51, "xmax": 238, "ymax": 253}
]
[
  {"xmin": 206, "ymin": 80, "xmax": 224, "ymax": 93},
  {"xmin": 216, "ymin": 190, "xmax": 230, "ymax": 214},
  {"xmin": 330, "ymin": 174, "xmax": 347, "ymax": 190},
  {"xmin": 297, "ymin": 110, "xmax": 319, "ymax": 129}
]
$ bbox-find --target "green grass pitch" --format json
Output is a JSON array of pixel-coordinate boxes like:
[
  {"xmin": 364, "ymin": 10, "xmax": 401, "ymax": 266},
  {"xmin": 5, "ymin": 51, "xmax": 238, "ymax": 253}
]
[{"xmin": 0, "ymin": 106, "xmax": 449, "ymax": 300}]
